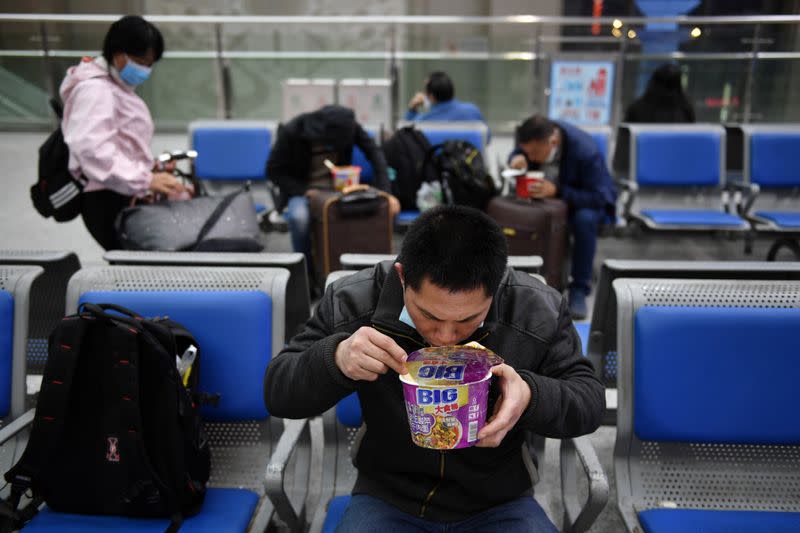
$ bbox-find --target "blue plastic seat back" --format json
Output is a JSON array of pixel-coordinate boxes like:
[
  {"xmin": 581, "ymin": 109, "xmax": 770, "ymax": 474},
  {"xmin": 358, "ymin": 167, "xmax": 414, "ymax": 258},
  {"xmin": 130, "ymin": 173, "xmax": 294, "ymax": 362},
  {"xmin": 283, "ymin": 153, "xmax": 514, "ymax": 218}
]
[
  {"xmin": 419, "ymin": 129, "xmax": 485, "ymax": 153},
  {"xmin": 351, "ymin": 128, "xmax": 378, "ymax": 184},
  {"xmin": 750, "ymin": 132, "xmax": 800, "ymax": 188},
  {"xmin": 0, "ymin": 291, "xmax": 13, "ymax": 418},
  {"xmin": 192, "ymin": 127, "xmax": 272, "ymax": 181},
  {"xmin": 633, "ymin": 306, "xmax": 800, "ymax": 444},
  {"xmin": 336, "ymin": 392, "xmax": 362, "ymax": 428},
  {"xmin": 78, "ymin": 291, "xmax": 273, "ymax": 422},
  {"xmin": 636, "ymin": 131, "xmax": 721, "ymax": 187}
]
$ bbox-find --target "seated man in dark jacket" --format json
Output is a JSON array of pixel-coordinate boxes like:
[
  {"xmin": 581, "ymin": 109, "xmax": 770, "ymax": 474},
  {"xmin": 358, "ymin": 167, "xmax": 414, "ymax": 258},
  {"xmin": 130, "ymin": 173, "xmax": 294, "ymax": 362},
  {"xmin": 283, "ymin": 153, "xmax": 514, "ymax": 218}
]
[
  {"xmin": 266, "ymin": 105, "xmax": 399, "ymax": 265},
  {"xmin": 508, "ymin": 115, "xmax": 617, "ymax": 319},
  {"xmin": 264, "ymin": 205, "xmax": 604, "ymax": 532}
]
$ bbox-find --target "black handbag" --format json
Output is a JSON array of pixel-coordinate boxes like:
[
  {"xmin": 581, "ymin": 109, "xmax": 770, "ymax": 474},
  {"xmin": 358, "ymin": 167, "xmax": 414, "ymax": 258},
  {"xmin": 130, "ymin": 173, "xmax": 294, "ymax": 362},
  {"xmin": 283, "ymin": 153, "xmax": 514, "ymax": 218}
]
[{"xmin": 115, "ymin": 187, "xmax": 263, "ymax": 252}]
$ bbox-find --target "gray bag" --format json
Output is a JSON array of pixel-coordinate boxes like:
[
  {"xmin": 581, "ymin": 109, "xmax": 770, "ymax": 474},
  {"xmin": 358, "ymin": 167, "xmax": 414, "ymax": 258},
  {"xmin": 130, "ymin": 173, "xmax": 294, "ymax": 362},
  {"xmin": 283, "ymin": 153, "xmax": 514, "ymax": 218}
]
[{"xmin": 115, "ymin": 188, "xmax": 264, "ymax": 252}]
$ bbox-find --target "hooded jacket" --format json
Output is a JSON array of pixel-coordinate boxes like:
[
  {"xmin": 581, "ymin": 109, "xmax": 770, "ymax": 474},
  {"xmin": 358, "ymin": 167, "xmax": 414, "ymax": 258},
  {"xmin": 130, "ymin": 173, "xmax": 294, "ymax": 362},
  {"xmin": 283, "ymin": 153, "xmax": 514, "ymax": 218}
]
[
  {"xmin": 59, "ymin": 56, "xmax": 154, "ymax": 196},
  {"xmin": 264, "ymin": 261, "xmax": 604, "ymax": 522},
  {"xmin": 266, "ymin": 105, "xmax": 390, "ymax": 210}
]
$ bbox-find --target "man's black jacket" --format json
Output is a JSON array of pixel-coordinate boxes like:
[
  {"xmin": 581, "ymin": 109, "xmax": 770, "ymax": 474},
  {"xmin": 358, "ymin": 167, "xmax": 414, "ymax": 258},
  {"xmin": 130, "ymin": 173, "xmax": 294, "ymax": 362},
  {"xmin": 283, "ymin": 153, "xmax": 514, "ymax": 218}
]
[
  {"xmin": 264, "ymin": 261, "xmax": 604, "ymax": 522},
  {"xmin": 265, "ymin": 105, "xmax": 390, "ymax": 210}
]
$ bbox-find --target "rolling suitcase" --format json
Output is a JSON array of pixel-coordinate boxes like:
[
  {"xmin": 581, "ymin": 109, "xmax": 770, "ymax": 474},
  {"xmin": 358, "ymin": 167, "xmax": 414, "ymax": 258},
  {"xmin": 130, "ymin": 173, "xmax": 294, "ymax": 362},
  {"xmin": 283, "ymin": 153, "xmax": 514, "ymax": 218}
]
[
  {"xmin": 309, "ymin": 186, "xmax": 393, "ymax": 285},
  {"xmin": 487, "ymin": 196, "xmax": 568, "ymax": 289}
]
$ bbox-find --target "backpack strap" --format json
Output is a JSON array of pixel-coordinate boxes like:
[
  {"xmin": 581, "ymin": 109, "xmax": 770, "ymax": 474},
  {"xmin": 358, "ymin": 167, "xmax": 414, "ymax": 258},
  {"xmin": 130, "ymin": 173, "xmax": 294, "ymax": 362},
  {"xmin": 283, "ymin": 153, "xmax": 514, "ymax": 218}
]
[{"xmin": 1, "ymin": 312, "xmax": 91, "ymax": 527}]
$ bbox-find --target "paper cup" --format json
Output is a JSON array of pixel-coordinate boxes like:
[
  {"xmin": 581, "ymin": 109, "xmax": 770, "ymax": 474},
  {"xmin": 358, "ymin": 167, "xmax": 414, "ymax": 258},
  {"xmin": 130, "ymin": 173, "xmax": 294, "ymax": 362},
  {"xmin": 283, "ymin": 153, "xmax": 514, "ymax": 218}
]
[
  {"xmin": 399, "ymin": 346, "xmax": 502, "ymax": 450},
  {"xmin": 332, "ymin": 166, "xmax": 362, "ymax": 191},
  {"xmin": 515, "ymin": 171, "xmax": 544, "ymax": 199}
]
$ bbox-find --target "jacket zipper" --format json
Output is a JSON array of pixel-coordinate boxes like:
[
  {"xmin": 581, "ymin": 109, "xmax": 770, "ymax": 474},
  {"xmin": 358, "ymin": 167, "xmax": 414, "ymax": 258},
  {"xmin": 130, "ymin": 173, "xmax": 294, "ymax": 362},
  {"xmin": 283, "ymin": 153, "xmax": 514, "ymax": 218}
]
[
  {"xmin": 419, "ymin": 451, "xmax": 445, "ymax": 518},
  {"xmin": 371, "ymin": 323, "xmax": 490, "ymax": 518}
]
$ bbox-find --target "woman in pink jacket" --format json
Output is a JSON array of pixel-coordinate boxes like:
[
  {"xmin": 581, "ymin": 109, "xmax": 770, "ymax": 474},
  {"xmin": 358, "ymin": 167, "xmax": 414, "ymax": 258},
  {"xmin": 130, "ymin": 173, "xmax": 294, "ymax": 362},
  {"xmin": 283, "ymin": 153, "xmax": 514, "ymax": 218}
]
[{"xmin": 60, "ymin": 15, "xmax": 187, "ymax": 250}]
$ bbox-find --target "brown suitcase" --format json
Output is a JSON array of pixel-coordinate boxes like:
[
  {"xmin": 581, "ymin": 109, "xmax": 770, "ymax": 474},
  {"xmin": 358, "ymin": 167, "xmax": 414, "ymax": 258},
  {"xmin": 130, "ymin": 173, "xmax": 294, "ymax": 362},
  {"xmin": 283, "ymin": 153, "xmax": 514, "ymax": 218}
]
[
  {"xmin": 309, "ymin": 186, "xmax": 393, "ymax": 285},
  {"xmin": 486, "ymin": 196, "xmax": 568, "ymax": 289}
]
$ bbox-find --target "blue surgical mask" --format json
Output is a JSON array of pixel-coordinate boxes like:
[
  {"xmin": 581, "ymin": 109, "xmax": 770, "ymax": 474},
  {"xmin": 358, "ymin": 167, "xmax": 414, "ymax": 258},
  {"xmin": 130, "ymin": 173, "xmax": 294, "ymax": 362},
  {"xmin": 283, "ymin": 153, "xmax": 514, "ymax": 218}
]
[
  {"xmin": 119, "ymin": 56, "xmax": 151, "ymax": 86},
  {"xmin": 399, "ymin": 306, "xmax": 417, "ymax": 331}
]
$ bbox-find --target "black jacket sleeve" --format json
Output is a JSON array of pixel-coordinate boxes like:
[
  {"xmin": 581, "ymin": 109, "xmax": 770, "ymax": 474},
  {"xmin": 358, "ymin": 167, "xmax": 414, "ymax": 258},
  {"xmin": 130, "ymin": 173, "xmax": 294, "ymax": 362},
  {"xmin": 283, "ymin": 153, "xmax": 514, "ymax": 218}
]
[
  {"xmin": 263, "ymin": 286, "xmax": 358, "ymax": 419},
  {"xmin": 354, "ymin": 125, "xmax": 390, "ymax": 192},
  {"xmin": 515, "ymin": 297, "xmax": 605, "ymax": 438},
  {"xmin": 266, "ymin": 126, "xmax": 308, "ymax": 210}
]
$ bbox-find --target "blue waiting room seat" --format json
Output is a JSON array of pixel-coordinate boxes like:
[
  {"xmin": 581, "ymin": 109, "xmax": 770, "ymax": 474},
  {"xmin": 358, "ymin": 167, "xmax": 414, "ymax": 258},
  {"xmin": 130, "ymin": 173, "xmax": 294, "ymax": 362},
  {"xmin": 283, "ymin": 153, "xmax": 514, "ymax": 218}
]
[
  {"xmin": 0, "ymin": 265, "xmax": 315, "ymax": 532},
  {"xmin": 0, "ymin": 266, "xmax": 42, "ymax": 422},
  {"xmin": 102, "ymin": 250, "xmax": 312, "ymax": 341},
  {"xmin": 614, "ymin": 124, "xmax": 749, "ymax": 233},
  {"xmin": 612, "ymin": 278, "xmax": 800, "ymax": 533},
  {"xmin": 735, "ymin": 124, "xmax": 800, "ymax": 260},
  {"xmin": 190, "ymin": 120, "xmax": 276, "ymax": 214},
  {"xmin": 0, "ymin": 251, "xmax": 81, "ymax": 374},
  {"xmin": 285, "ymin": 271, "xmax": 608, "ymax": 533}
]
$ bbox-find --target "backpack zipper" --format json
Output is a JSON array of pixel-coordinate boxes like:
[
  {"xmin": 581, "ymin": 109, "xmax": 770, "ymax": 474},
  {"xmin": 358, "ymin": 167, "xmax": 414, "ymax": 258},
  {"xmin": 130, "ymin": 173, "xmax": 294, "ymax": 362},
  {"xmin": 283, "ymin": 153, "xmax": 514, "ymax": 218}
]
[{"xmin": 419, "ymin": 451, "xmax": 445, "ymax": 518}]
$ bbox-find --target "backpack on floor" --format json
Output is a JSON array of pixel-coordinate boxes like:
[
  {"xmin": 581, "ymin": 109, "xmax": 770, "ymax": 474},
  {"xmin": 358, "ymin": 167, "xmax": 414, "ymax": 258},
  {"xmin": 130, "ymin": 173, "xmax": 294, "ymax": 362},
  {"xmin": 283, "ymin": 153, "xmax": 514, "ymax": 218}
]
[
  {"xmin": 30, "ymin": 98, "xmax": 86, "ymax": 222},
  {"xmin": 382, "ymin": 126, "xmax": 438, "ymax": 210},
  {"xmin": 424, "ymin": 140, "xmax": 497, "ymax": 211},
  {"xmin": 0, "ymin": 303, "xmax": 214, "ymax": 532}
]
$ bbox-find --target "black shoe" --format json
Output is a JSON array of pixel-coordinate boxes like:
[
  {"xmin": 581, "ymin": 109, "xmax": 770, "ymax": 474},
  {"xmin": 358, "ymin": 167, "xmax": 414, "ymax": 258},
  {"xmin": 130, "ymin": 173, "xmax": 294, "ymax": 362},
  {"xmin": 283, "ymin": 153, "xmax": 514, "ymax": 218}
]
[{"xmin": 568, "ymin": 289, "xmax": 588, "ymax": 320}]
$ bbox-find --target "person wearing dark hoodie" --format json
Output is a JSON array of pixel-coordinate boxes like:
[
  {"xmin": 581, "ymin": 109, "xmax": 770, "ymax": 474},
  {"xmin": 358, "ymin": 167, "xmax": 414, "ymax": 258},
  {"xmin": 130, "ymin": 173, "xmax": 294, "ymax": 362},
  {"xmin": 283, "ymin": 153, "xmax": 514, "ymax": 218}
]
[
  {"xmin": 624, "ymin": 63, "xmax": 696, "ymax": 123},
  {"xmin": 60, "ymin": 15, "xmax": 188, "ymax": 251},
  {"xmin": 266, "ymin": 105, "xmax": 400, "ymax": 266}
]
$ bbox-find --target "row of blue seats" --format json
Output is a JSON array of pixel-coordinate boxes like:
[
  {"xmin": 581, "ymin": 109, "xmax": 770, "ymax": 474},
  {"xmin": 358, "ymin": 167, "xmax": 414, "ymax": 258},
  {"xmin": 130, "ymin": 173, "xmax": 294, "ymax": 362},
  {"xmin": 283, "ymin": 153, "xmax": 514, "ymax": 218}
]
[
  {"xmin": 614, "ymin": 124, "xmax": 800, "ymax": 238},
  {"xmin": 4, "ymin": 258, "xmax": 800, "ymax": 531}
]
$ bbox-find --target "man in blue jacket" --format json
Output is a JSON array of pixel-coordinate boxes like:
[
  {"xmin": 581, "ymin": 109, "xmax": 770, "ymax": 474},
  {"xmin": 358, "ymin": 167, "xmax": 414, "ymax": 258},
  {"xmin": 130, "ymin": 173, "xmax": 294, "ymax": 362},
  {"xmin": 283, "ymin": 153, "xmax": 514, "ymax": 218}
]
[
  {"xmin": 508, "ymin": 115, "xmax": 616, "ymax": 319},
  {"xmin": 405, "ymin": 71, "xmax": 486, "ymax": 125}
]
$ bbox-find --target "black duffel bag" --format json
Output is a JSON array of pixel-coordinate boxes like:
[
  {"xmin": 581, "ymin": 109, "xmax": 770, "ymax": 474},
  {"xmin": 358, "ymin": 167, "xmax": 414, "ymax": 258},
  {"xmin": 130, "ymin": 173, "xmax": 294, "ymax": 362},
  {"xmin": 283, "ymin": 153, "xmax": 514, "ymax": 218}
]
[{"xmin": 115, "ymin": 187, "xmax": 263, "ymax": 252}]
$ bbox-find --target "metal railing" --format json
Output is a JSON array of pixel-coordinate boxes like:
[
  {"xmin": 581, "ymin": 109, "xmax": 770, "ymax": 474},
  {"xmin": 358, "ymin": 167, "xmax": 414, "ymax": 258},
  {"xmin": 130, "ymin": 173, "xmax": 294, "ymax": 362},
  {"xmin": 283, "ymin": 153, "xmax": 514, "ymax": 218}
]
[{"xmin": 0, "ymin": 13, "xmax": 798, "ymax": 130}]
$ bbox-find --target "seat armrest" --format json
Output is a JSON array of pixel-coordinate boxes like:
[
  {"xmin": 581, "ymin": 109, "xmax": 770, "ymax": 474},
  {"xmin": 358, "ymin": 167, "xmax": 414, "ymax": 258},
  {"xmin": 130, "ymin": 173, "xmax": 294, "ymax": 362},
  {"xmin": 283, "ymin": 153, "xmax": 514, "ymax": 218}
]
[
  {"xmin": 614, "ymin": 179, "xmax": 638, "ymax": 220},
  {"xmin": 0, "ymin": 409, "xmax": 35, "ymax": 446},
  {"xmin": 264, "ymin": 417, "xmax": 323, "ymax": 533},
  {"xmin": 560, "ymin": 435, "xmax": 609, "ymax": 533}
]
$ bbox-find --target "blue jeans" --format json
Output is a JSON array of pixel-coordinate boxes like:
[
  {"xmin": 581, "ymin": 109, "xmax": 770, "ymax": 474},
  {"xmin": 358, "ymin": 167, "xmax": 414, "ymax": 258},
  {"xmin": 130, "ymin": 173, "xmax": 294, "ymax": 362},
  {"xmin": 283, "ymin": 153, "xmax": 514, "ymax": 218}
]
[
  {"xmin": 286, "ymin": 195, "xmax": 311, "ymax": 265},
  {"xmin": 569, "ymin": 207, "xmax": 604, "ymax": 295},
  {"xmin": 335, "ymin": 494, "xmax": 558, "ymax": 533}
]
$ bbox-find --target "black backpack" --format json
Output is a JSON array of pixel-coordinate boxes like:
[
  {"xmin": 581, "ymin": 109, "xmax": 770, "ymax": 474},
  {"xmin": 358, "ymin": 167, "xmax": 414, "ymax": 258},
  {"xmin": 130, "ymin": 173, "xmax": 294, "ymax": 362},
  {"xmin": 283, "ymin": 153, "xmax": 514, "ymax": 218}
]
[
  {"xmin": 30, "ymin": 99, "xmax": 85, "ymax": 222},
  {"xmin": 1, "ymin": 303, "xmax": 213, "ymax": 532},
  {"xmin": 424, "ymin": 140, "xmax": 497, "ymax": 211},
  {"xmin": 382, "ymin": 126, "xmax": 438, "ymax": 210}
]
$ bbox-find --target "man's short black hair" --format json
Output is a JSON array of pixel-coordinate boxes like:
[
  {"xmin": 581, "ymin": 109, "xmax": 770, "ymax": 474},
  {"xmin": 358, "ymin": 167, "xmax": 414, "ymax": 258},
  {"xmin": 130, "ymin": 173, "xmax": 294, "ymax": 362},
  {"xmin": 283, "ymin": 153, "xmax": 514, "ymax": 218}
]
[
  {"xmin": 515, "ymin": 115, "xmax": 555, "ymax": 144},
  {"xmin": 425, "ymin": 71, "xmax": 454, "ymax": 103},
  {"xmin": 397, "ymin": 205, "xmax": 508, "ymax": 296},
  {"xmin": 102, "ymin": 15, "xmax": 164, "ymax": 64}
]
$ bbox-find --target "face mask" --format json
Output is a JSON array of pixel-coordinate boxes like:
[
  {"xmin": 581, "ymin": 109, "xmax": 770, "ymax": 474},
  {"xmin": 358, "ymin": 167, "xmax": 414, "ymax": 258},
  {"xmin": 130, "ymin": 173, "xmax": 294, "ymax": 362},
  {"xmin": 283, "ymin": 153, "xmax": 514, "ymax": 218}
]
[
  {"xmin": 119, "ymin": 56, "xmax": 151, "ymax": 86},
  {"xmin": 543, "ymin": 145, "xmax": 557, "ymax": 164}
]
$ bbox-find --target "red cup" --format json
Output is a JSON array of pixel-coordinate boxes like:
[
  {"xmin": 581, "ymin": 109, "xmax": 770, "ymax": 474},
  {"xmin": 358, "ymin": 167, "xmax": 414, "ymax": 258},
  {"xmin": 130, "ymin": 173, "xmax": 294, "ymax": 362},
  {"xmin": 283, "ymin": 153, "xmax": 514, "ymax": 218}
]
[{"xmin": 515, "ymin": 172, "xmax": 544, "ymax": 199}]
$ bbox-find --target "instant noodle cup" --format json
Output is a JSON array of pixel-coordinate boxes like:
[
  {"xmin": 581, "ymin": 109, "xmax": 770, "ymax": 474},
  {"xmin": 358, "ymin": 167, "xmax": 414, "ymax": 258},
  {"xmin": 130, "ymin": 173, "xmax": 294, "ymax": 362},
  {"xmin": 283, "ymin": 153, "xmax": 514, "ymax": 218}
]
[
  {"xmin": 332, "ymin": 165, "xmax": 362, "ymax": 191},
  {"xmin": 515, "ymin": 171, "xmax": 544, "ymax": 199},
  {"xmin": 399, "ymin": 346, "xmax": 503, "ymax": 450}
]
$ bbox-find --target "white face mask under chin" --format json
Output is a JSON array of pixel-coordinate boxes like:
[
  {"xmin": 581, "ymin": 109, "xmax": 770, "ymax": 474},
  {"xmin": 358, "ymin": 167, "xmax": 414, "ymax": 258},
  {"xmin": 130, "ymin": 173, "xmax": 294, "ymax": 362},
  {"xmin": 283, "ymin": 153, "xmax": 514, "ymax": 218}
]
[{"xmin": 544, "ymin": 145, "xmax": 557, "ymax": 164}]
